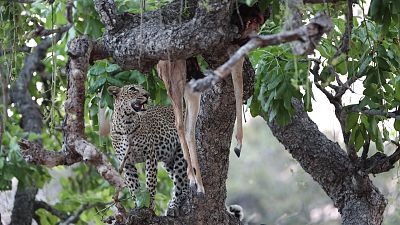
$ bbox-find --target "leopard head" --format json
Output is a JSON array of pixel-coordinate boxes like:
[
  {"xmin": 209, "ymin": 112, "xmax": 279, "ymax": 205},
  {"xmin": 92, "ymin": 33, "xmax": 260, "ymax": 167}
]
[{"xmin": 108, "ymin": 84, "xmax": 150, "ymax": 114}]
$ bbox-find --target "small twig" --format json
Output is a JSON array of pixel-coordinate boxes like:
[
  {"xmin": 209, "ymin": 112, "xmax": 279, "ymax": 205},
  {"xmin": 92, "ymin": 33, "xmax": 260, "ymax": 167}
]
[
  {"xmin": 333, "ymin": 0, "xmax": 355, "ymax": 98},
  {"xmin": 311, "ymin": 61, "xmax": 342, "ymax": 110},
  {"xmin": 58, "ymin": 204, "xmax": 91, "ymax": 225},
  {"xmin": 348, "ymin": 106, "xmax": 400, "ymax": 120},
  {"xmin": 391, "ymin": 140, "xmax": 400, "ymax": 148},
  {"xmin": 361, "ymin": 137, "xmax": 370, "ymax": 164},
  {"xmin": 27, "ymin": 0, "xmax": 74, "ymax": 38},
  {"xmin": 0, "ymin": 46, "xmax": 31, "ymax": 56},
  {"xmin": 34, "ymin": 201, "xmax": 68, "ymax": 220}
]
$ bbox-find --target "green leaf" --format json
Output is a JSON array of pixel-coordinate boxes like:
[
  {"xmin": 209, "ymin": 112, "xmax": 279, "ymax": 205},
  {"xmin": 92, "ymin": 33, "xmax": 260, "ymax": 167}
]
[
  {"xmin": 375, "ymin": 132, "xmax": 384, "ymax": 152},
  {"xmin": 106, "ymin": 64, "xmax": 120, "ymax": 73},
  {"xmin": 394, "ymin": 120, "xmax": 400, "ymax": 131},
  {"xmin": 269, "ymin": 107, "xmax": 278, "ymax": 122},
  {"xmin": 89, "ymin": 65, "xmax": 106, "ymax": 76},
  {"xmin": 106, "ymin": 76, "xmax": 124, "ymax": 87},
  {"xmin": 354, "ymin": 131, "xmax": 364, "ymax": 151},
  {"xmin": 345, "ymin": 113, "xmax": 359, "ymax": 132},
  {"xmin": 130, "ymin": 71, "xmax": 146, "ymax": 84},
  {"xmin": 0, "ymin": 158, "xmax": 4, "ymax": 169},
  {"xmin": 369, "ymin": 0, "xmax": 383, "ymax": 22},
  {"xmin": 357, "ymin": 55, "xmax": 372, "ymax": 76},
  {"xmin": 89, "ymin": 77, "xmax": 106, "ymax": 93},
  {"xmin": 136, "ymin": 189, "xmax": 150, "ymax": 208},
  {"xmin": 115, "ymin": 71, "xmax": 131, "ymax": 80},
  {"xmin": 377, "ymin": 56, "xmax": 391, "ymax": 71},
  {"xmin": 267, "ymin": 74, "xmax": 283, "ymax": 90}
]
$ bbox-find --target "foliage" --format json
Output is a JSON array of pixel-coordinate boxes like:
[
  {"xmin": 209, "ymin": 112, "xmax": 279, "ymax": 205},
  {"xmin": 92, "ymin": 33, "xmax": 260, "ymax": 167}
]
[
  {"xmin": 248, "ymin": 1, "xmax": 400, "ymax": 154},
  {"xmin": 0, "ymin": 0, "xmax": 172, "ymax": 223},
  {"xmin": 1, "ymin": 0, "xmax": 400, "ymax": 223}
]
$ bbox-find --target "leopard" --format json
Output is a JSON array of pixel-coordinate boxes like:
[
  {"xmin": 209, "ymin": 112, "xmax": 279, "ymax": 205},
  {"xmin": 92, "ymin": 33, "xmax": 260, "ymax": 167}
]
[{"xmin": 108, "ymin": 84, "xmax": 189, "ymax": 216}]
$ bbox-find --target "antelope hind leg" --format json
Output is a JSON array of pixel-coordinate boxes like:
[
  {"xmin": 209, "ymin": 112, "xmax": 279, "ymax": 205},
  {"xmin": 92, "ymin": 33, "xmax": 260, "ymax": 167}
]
[
  {"xmin": 157, "ymin": 60, "xmax": 197, "ymax": 187},
  {"xmin": 184, "ymin": 85, "xmax": 205, "ymax": 195},
  {"xmin": 231, "ymin": 56, "xmax": 245, "ymax": 157}
]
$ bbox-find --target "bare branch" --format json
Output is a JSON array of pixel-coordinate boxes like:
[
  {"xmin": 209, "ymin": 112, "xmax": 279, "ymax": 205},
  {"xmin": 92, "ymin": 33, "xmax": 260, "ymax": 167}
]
[
  {"xmin": 75, "ymin": 139, "xmax": 125, "ymax": 191},
  {"xmin": 189, "ymin": 13, "xmax": 332, "ymax": 92},
  {"xmin": 18, "ymin": 139, "xmax": 79, "ymax": 166},
  {"xmin": 27, "ymin": 0, "xmax": 74, "ymax": 38},
  {"xmin": 348, "ymin": 106, "xmax": 400, "ymax": 120},
  {"xmin": 34, "ymin": 201, "xmax": 68, "ymax": 220},
  {"xmin": 0, "ymin": 46, "xmax": 31, "ymax": 57}
]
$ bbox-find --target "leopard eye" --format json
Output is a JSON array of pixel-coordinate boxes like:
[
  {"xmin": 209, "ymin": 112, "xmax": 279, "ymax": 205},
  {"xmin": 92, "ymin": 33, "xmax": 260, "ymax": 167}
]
[{"xmin": 128, "ymin": 86, "xmax": 137, "ymax": 91}]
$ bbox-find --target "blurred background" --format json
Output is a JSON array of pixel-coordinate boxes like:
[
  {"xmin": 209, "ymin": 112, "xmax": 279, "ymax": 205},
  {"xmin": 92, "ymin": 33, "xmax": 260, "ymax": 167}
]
[{"xmin": 226, "ymin": 102, "xmax": 400, "ymax": 225}]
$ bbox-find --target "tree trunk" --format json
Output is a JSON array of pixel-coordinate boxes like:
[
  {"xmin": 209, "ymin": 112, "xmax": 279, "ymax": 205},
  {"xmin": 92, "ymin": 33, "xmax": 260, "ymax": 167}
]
[
  {"xmin": 266, "ymin": 99, "xmax": 386, "ymax": 225},
  {"xmin": 123, "ymin": 53, "xmax": 255, "ymax": 225},
  {"xmin": 10, "ymin": 184, "xmax": 37, "ymax": 225}
]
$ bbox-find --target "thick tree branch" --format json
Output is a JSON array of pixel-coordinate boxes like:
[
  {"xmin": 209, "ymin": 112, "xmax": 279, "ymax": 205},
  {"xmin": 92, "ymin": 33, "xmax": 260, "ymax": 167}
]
[
  {"xmin": 10, "ymin": 36, "xmax": 57, "ymax": 134},
  {"xmin": 93, "ymin": 0, "xmax": 235, "ymax": 71},
  {"xmin": 90, "ymin": 39, "xmax": 111, "ymax": 62},
  {"xmin": 75, "ymin": 140, "xmax": 125, "ymax": 191},
  {"xmin": 189, "ymin": 14, "xmax": 332, "ymax": 92},
  {"xmin": 10, "ymin": 185, "xmax": 38, "ymax": 225},
  {"xmin": 9, "ymin": 33, "xmax": 60, "ymax": 225},
  {"xmin": 19, "ymin": 139, "xmax": 77, "ymax": 166},
  {"xmin": 364, "ymin": 146, "xmax": 400, "ymax": 174},
  {"xmin": 265, "ymin": 99, "xmax": 386, "ymax": 224}
]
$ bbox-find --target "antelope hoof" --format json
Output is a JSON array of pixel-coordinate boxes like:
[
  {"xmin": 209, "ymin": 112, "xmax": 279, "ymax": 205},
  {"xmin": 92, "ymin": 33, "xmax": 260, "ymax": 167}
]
[
  {"xmin": 189, "ymin": 181, "xmax": 197, "ymax": 192},
  {"xmin": 234, "ymin": 147, "xmax": 241, "ymax": 158},
  {"xmin": 166, "ymin": 206, "xmax": 179, "ymax": 217},
  {"xmin": 197, "ymin": 191, "xmax": 205, "ymax": 198}
]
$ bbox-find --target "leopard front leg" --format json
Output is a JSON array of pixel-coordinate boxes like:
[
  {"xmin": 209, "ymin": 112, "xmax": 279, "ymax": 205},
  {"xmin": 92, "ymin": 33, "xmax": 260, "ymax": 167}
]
[
  {"xmin": 145, "ymin": 144, "xmax": 158, "ymax": 210},
  {"xmin": 112, "ymin": 136, "xmax": 140, "ymax": 207},
  {"xmin": 123, "ymin": 162, "xmax": 140, "ymax": 207}
]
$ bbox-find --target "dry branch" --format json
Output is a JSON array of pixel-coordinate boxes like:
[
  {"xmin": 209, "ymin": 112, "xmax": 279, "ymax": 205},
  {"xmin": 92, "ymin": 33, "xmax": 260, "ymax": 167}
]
[
  {"xmin": 189, "ymin": 13, "xmax": 332, "ymax": 92},
  {"xmin": 19, "ymin": 139, "xmax": 78, "ymax": 167},
  {"xmin": 348, "ymin": 107, "xmax": 400, "ymax": 120},
  {"xmin": 75, "ymin": 139, "xmax": 125, "ymax": 190}
]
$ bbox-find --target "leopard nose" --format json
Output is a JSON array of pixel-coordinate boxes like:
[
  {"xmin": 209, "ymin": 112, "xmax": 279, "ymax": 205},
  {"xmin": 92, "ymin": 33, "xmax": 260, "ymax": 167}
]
[{"xmin": 143, "ymin": 92, "xmax": 150, "ymax": 98}]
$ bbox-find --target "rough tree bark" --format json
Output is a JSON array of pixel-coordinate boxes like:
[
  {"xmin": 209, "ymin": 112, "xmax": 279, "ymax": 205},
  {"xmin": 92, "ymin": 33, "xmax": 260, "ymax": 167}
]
[{"xmin": 8, "ymin": 35, "xmax": 59, "ymax": 225}]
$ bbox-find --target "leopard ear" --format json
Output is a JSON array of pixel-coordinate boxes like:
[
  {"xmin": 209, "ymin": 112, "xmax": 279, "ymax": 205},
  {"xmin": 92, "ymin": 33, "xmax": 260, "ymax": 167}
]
[{"xmin": 107, "ymin": 86, "xmax": 121, "ymax": 97}]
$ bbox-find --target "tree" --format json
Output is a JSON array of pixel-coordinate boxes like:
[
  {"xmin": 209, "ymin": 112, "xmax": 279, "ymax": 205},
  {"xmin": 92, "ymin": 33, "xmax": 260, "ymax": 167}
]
[{"xmin": 0, "ymin": 0, "xmax": 399, "ymax": 225}]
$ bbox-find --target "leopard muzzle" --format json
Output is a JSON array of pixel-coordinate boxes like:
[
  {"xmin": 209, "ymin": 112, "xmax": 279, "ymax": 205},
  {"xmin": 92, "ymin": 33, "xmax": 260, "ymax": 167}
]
[{"xmin": 131, "ymin": 96, "xmax": 148, "ymax": 112}]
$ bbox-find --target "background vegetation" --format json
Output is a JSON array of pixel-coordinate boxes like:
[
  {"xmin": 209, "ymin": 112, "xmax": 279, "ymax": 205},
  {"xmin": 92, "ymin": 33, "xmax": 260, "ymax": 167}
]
[{"xmin": 1, "ymin": 0, "xmax": 400, "ymax": 224}]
